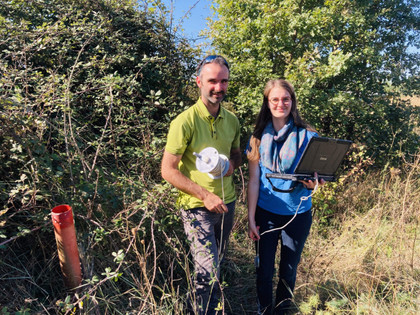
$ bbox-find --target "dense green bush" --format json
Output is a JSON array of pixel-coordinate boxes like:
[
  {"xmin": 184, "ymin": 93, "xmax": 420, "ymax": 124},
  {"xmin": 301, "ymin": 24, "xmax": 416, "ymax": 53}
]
[
  {"xmin": 0, "ymin": 0, "xmax": 197, "ymax": 311},
  {"xmin": 208, "ymin": 0, "xmax": 420, "ymax": 166},
  {"xmin": 0, "ymin": 0, "xmax": 197, "ymax": 214}
]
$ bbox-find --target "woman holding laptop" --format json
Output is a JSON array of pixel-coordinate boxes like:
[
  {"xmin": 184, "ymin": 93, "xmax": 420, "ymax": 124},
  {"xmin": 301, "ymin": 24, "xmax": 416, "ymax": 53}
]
[{"xmin": 246, "ymin": 79, "xmax": 325, "ymax": 314}]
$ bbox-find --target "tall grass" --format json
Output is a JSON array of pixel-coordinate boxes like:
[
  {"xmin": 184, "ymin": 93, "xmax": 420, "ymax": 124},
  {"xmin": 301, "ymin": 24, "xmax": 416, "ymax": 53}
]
[
  {"xmin": 1, "ymin": 153, "xmax": 419, "ymax": 314},
  {"xmin": 296, "ymin": 152, "xmax": 420, "ymax": 314}
]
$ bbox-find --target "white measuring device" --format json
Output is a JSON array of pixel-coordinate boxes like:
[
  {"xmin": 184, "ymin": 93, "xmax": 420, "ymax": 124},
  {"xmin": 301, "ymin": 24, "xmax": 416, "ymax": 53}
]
[{"xmin": 193, "ymin": 147, "xmax": 230, "ymax": 179}]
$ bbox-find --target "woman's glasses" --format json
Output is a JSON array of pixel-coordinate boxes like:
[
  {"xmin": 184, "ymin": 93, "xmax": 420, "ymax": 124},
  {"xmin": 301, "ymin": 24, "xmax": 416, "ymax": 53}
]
[{"xmin": 269, "ymin": 97, "xmax": 292, "ymax": 106}]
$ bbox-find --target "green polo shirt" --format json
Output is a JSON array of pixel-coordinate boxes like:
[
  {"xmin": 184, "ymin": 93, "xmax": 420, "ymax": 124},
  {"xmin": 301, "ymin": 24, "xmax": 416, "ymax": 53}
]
[{"xmin": 165, "ymin": 98, "xmax": 240, "ymax": 209}]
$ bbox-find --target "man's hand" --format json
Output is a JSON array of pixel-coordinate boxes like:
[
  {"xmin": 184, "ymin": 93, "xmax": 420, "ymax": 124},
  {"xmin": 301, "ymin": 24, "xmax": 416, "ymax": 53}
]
[
  {"xmin": 224, "ymin": 160, "xmax": 234, "ymax": 177},
  {"xmin": 162, "ymin": 150, "xmax": 228, "ymax": 213},
  {"xmin": 224, "ymin": 147, "xmax": 241, "ymax": 177},
  {"xmin": 203, "ymin": 191, "xmax": 228, "ymax": 213}
]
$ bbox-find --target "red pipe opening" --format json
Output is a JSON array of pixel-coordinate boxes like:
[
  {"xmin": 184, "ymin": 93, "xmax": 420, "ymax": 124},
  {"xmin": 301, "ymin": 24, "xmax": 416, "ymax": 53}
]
[{"xmin": 51, "ymin": 205, "xmax": 82, "ymax": 289}]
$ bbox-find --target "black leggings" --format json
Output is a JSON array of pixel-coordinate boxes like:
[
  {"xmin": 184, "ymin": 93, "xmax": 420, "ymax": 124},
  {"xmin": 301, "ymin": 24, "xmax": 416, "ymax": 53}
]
[{"xmin": 255, "ymin": 207, "xmax": 312, "ymax": 314}]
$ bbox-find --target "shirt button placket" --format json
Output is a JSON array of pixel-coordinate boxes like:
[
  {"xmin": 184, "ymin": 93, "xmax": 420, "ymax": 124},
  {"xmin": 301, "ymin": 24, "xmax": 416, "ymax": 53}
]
[
  {"xmin": 213, "ymin": 119, "xmax": 216, "ymax": 139},
  {"xmin": 210, "ymin": 116, "xmax": 216, "ymax": 139}
]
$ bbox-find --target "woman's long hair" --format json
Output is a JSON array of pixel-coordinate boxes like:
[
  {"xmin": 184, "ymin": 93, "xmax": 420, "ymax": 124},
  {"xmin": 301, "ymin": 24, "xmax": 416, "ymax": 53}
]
[{"xmin": 247, "ymin": 79, "xmax": 315, "ymax": 161}]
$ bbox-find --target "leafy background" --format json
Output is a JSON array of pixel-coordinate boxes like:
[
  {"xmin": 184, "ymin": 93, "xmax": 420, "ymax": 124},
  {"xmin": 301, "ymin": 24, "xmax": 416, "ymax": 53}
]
[{"xmin": 0, "ymin": 0, "xmax": 419, "ymax": 314}]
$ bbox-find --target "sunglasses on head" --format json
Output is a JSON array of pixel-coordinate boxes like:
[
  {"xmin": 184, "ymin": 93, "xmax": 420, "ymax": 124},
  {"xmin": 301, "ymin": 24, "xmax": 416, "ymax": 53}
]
[{"xmin": 197, "ymin": 55, "xmax": 230, "ymax": 75}]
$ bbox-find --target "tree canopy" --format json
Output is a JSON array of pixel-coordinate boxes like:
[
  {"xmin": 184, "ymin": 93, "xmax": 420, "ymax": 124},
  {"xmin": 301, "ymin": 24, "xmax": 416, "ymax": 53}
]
[{"xmin": 208, "ymin": 0, "xmax": 420, "ymax": 165}]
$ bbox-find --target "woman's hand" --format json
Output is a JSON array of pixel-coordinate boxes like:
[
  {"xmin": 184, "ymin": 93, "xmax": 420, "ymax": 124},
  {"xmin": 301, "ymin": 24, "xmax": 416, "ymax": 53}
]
[
  {"xmin": 300, "ymin": 172, "xmax": 325, "ymax": 190},
  {"xmin": 248, "ymin": 222, "xmax": 260, "ymax": 241}
]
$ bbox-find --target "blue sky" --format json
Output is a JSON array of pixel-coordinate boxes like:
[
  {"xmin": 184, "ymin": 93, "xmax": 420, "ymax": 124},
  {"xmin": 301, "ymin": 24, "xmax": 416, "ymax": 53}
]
[
  {"xmin": 161, "ymin": 0, "xmax": 213, "ymax": 49},
  {"xmin": 159, "ymin": 1, "xmax": 419, "ymax": 57}
]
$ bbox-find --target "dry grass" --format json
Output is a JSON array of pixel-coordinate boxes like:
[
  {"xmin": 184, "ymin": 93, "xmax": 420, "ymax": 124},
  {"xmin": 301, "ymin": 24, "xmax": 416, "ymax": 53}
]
[
  {"xmin": 1, "ymin": 154, "xmax": 419, "ymax": 314},
  {"xmin": 296, "ymin": 153, "xmax": 420, "ymax": 314},
  {"xmin": 219, "ymin": 153, "xmax": 419, "ymax": 314}
]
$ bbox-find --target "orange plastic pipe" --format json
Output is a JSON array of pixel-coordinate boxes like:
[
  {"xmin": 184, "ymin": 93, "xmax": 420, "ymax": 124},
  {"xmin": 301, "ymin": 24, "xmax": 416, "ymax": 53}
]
[{"xmin": 51, "ymin": 204, "xmax": 82, "ymax": 289}]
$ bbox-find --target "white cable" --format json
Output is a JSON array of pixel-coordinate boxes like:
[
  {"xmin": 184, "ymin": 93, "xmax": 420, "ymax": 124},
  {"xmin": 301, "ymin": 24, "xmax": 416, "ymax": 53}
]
[
  {"xmin": 193, "ymin": 148, "xmax": 228, "ymax": 255},
  {"xmin": 218, "ymin": 164, "xmax": 225, "ymax": 258},
  {"xmin": 255, "ymin": 178, "xmax": 319, "ymax": 268},
  {"xmin": 194, "ymin": 149, "xmax": 227, "ymax": 314},
  {"xmin": 259, "ymin": 178, "xmax": 319, "ymax": 236}
]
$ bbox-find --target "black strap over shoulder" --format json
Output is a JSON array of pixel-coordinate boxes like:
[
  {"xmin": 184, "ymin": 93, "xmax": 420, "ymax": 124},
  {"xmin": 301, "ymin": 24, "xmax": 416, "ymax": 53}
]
[{"xmin": 266, "ymin": 176, "xmax": 299, "ymax": 193}]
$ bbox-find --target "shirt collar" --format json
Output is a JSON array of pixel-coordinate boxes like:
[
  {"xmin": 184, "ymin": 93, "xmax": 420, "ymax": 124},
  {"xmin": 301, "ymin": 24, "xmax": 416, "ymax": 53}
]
[{"xmin": 196, "ymin": 97, "xmax": 225, "ymax": 120}]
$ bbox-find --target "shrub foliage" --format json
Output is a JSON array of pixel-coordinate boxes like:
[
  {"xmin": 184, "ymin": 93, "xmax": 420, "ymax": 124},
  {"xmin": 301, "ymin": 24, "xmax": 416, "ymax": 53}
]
[
  {"xmin": 0, "ymin": 0, "xmax": 197, "ymax": 219},
  {"xmin": 0, "ymin": 0, "xmax": 419, "ymax": 313},
  {"xmin": 208, "ymin": 0, "xmax": 420, "ymax": 165},
  {"xmin": 0, "ymin": 0, "xmax": 197, "ymax": 312}
]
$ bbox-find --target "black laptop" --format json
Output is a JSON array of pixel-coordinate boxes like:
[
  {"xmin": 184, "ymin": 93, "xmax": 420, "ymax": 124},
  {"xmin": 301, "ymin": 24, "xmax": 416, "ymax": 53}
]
[{"xmin": 266, "ymin": 137, "xmax": 352, "ymax": 182}]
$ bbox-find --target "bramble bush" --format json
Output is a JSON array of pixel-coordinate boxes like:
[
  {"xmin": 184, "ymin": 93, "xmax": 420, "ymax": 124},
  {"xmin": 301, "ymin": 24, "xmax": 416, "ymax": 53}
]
[{"xmin": 0, "ymin": 0, "xmax": 198, "ymax": 312}]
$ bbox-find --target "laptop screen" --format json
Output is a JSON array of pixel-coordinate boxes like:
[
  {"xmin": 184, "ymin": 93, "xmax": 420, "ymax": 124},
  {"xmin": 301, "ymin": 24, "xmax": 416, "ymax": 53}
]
[{"xmin": 294, "ymin": 137, "xmax": 352, "ymax": 177}]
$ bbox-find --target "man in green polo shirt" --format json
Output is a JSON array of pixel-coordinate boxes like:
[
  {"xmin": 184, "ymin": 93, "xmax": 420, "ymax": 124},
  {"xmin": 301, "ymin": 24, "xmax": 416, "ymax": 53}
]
[{"xmin": 161, "ymin": 55, "xmax": 241, "ymax": 314}]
